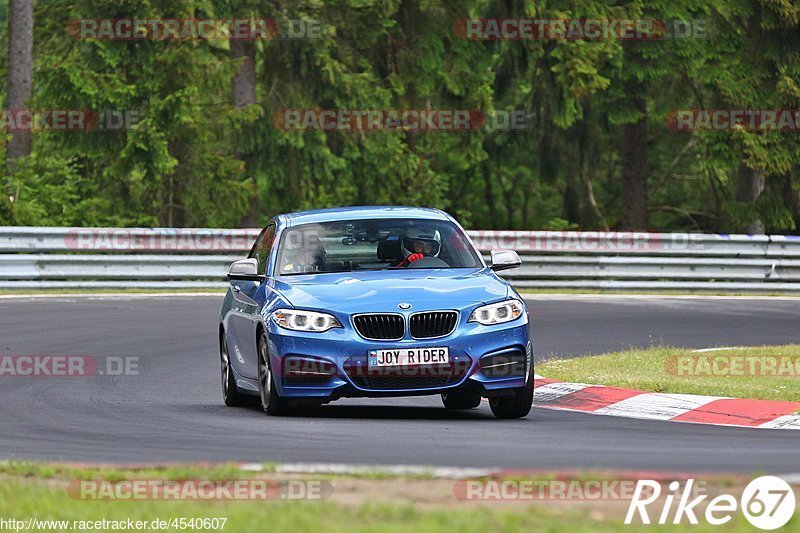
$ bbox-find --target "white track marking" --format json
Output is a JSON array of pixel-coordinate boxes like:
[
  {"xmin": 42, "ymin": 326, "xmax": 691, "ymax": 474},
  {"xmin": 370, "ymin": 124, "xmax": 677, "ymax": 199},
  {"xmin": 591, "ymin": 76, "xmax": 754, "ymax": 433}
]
[
  {"xmin": 273, "ymin": 463, "xmax": 495, "ymax": 479},
  {"xmin": 533, "ymin": 382, "xmax": 595, "ymax": 404},
  {"xmin": 758, "ymin": 415, "xmax": 800, "ymax": 430},
  {"xmin": 535, "ymin": 379, "xmax": 800, "ymax": 430},
  {"xmin": 593, "ymin": 393, "xmax": 724, "ymax": 421}
]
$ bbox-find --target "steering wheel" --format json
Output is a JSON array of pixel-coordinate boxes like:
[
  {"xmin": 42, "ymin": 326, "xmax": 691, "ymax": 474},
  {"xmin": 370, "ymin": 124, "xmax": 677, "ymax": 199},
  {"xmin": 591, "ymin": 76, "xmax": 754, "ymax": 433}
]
[{"xmin": 404, "ymin": 256, "xmax": 449, "ymax": 268}]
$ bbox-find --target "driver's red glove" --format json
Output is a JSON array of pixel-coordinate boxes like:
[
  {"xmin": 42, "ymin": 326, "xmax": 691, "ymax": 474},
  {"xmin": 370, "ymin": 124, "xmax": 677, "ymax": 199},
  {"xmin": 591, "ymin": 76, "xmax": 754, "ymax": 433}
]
[{"xmin": 398, "ymin": 253, "xmax": 424, "ymax": 267}]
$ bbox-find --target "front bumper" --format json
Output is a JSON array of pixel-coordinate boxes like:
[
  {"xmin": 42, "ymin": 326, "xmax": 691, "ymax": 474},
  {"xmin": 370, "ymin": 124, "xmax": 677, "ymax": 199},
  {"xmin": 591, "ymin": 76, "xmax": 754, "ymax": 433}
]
[{"xmin": 264, "ymin": 315, "xmax": 532, "ymax": 401}]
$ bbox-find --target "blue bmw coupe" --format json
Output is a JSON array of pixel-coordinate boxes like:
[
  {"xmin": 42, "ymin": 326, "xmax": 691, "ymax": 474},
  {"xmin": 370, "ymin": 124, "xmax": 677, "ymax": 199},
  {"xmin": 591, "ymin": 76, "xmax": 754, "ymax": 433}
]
[{"xmin": 218, "ymin": 206, "xmax": 533, "ymax": 418}]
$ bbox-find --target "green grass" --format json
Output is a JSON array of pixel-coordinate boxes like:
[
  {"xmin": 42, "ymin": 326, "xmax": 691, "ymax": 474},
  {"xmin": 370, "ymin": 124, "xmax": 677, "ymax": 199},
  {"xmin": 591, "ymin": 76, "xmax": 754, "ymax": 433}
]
[
  {"xmin": 0, "ymin": 462, "xmax": 276, "ymax": 482},
  {"xmin": 0, "ymin": 461, "xmax": 448, "ymax": 483},
  {"xmin": 0, "ymin": 474, "xmax": 790, "ymax": 532},
  {"xmin": 538, "ymin": 346, "xmax": 800, "ymax": 402}
]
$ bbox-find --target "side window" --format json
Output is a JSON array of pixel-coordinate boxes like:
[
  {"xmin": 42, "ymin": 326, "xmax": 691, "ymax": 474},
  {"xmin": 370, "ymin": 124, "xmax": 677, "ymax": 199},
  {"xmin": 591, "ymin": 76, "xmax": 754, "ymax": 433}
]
[
  {"xmin": 253, "ymin": 225, "xmax": 276, "ymax": 275},
  {"xmin": 247, "ymin": 228, "xmax": 267, "ymax": 259}
]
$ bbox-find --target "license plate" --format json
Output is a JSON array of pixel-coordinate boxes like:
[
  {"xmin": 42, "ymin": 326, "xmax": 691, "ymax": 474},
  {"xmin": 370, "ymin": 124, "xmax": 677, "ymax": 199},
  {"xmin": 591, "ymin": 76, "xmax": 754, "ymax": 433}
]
[{"xmin": 369, "ymin": 347, "xmax": 449, "ymax": 367}]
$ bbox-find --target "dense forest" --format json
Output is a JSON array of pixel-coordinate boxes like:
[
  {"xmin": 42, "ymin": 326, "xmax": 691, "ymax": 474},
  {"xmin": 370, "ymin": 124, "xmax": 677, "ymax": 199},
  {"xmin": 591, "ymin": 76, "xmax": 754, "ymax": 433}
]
[{"xmin": 1, "ymin": 0, "xmax": 799, "ymax": 233}]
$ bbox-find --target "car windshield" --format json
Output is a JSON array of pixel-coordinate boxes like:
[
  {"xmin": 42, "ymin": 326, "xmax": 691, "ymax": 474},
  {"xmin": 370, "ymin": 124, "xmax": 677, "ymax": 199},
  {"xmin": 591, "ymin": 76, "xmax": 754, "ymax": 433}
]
[{"xmin": 276, "ymin": 218, "xmax": 482, "ymax": 275}]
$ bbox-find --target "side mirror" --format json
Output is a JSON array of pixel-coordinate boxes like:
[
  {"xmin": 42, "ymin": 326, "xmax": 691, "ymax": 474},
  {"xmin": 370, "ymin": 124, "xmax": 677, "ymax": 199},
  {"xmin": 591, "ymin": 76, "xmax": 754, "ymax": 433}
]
[
  {"xmin": 490, "ymin": 249, "xmax": 522, "ymax": 272},
  {"xmin": 227, "ymin": 258, "xmax": 265, "ymax": 282}
]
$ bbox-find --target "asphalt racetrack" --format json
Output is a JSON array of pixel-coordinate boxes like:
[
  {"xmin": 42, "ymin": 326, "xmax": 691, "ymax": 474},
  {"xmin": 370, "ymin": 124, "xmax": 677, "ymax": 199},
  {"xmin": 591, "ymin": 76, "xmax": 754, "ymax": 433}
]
[{"xmin": 1, "ymin": 294, "xmax": 798, "ymax": 472}]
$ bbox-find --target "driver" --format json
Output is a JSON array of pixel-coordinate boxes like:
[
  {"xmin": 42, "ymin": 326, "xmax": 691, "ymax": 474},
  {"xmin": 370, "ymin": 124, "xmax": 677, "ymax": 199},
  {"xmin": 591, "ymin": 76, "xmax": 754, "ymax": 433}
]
[
  {"xmin": 282, "ymin": 233, "xmax": 326, "ymax": 273},
  {"xmin": 397, "ymin": 227, "xmax": 442, "ymax": 267}
]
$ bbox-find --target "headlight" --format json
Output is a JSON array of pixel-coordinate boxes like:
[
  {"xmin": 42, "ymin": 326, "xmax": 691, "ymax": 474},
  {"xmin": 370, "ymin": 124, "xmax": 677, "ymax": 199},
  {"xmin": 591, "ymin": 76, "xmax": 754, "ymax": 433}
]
[
  {"xmin": 468, "ymin": 299, "xmax": 524, "ymax": 325},
  {"xmin": 272, "ymin": 309, "xmax": 343, "ymax": 332}
]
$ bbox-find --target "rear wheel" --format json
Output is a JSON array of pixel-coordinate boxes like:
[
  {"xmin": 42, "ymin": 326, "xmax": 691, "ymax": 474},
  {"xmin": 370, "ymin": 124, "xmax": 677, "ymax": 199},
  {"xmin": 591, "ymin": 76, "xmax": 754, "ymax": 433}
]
[
  {"xmin": 489, "ymin": 365, "xmax": 534, "ymax": 419},
  {"xmin": 221, "ymin": 335, "xmax": 255, "ymax": 407},
  {"xmin": 441, "ymin": 390, "xmax": 481, "ymax": 409},
  {"xmin": 258, "ymin": 333, "xmax": 291, "ymax": 416}
]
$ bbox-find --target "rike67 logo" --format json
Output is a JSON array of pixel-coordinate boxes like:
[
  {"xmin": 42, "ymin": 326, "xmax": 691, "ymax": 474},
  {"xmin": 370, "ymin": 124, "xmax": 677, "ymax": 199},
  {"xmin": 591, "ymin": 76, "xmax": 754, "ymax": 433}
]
[{"xmin": 626, "ymin": 476, "xmax": 796, "ymax": 530}]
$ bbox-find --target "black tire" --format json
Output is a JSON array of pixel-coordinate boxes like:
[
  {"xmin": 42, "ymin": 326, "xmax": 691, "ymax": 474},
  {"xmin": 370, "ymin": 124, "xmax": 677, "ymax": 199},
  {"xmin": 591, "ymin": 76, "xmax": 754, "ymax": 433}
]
[
  {"xmin": 489, "ymin": 364, "xmax": 534, "ymax": 419},
  {"xmin": 221, "ymin": 334, "xmax": 256, "ymax": 407},
  {"xmin": 257, "ymin": 333, "xmax": 291, "ymax": 416},
  {"xmin": 441, "ymin": 390, "xmax": 482, "ymax": 409}
]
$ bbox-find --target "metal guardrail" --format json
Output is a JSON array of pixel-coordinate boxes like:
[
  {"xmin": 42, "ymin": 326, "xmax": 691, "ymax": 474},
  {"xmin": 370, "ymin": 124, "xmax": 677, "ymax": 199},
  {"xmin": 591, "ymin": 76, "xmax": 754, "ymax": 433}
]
[
  {"xmin": 0, "ymin": 227, "xmax": 799, "ymax": 292},
  {"xmin": 0, "ymin": 227, "xmax": 261, "ymax": 253}
]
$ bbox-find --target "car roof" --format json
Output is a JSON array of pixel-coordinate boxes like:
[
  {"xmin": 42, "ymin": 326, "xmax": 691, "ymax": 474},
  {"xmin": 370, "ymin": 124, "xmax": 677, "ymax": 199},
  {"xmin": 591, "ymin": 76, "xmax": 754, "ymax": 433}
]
[{"xmin": 278, "ymin": 206, "xmax": 453, "ymax": 227}]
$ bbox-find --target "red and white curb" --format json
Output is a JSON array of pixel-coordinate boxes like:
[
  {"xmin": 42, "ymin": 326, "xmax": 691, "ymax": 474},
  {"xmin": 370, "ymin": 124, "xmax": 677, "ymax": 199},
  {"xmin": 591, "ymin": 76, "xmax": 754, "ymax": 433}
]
[{"xmin": 533, "ymin": 375, "xmax": 800, "ymax": 430}]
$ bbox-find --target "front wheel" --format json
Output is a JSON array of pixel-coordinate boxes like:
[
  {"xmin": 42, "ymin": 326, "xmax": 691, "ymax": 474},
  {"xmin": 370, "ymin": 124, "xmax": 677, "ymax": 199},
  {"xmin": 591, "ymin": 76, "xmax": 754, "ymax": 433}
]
[
  {"xmin": 489, "ymin": 367, "xmax": 534, "ymax": 419},
  {"xmin": 258, "ymin": 333, "xmax": 291, "ymax": 416},
  {"xmin": 221, "ymin": 335, "xmax": 256, "ymax": 407}
]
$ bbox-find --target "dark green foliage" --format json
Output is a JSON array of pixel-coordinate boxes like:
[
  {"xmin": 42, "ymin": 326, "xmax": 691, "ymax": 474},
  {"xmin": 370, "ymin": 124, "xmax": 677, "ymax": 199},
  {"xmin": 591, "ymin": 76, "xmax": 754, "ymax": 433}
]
[{"xmin": 1, "ymin": 0, "xmax": 799, "ymax": 232}]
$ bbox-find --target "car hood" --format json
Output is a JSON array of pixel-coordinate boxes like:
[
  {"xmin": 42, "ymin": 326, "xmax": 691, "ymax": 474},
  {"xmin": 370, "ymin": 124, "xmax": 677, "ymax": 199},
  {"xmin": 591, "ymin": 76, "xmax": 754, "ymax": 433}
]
[{"xmin": 272, "ymin": 268, "xmax": 509, "ymax": 313}]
